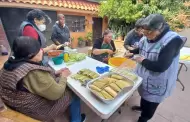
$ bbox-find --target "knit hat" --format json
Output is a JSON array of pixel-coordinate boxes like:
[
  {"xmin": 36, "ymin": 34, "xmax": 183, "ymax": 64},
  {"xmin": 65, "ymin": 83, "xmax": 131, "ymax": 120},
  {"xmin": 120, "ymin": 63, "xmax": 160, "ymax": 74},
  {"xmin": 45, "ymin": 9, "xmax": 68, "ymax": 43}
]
[
  {"xmin": 12, "ymin": 36, "xmax": 41, "ymax": 59},
  {"xmin": 142, "ymin": 14, "xmax": 165, "ymax": 30}
]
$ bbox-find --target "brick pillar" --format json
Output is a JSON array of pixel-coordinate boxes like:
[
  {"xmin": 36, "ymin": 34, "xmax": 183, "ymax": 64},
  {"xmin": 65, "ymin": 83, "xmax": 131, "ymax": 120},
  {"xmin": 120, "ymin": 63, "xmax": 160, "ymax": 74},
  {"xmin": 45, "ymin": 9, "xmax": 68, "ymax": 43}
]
[{"xmin": 0, "ymin": 18, "xmax": 10, "ymax": 51}]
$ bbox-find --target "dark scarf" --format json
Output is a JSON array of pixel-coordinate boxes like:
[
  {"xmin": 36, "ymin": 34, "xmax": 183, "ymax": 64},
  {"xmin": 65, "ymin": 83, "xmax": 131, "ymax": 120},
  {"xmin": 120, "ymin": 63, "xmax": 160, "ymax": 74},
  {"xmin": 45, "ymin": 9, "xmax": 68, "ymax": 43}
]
[{"xmin": 4, "ymin": 57, "xmax": 43, "ymax": 71}]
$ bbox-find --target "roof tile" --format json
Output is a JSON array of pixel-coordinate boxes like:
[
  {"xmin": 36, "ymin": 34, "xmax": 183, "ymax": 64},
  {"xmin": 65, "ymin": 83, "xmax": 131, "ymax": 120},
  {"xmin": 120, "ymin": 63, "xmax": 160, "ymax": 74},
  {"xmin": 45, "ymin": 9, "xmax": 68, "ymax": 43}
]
[{"xmin": 0, "ymin": 0, "xmax": 99, "ymax": 11}]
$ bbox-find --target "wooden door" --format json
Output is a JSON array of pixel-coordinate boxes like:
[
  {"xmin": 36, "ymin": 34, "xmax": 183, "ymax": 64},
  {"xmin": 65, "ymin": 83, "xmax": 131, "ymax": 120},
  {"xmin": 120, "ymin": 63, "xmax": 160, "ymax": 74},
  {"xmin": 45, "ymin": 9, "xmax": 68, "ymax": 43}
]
[{"xmin": 92, "ymin": 17, "xmax": 103, "ymax": 43}]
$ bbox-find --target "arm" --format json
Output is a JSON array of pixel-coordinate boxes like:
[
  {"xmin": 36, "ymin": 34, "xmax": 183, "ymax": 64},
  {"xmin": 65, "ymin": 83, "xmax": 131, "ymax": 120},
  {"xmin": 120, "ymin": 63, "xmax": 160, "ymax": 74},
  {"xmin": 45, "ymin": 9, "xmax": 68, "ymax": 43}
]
[
  {"xmin": 92, "ymin": 39, "xmax": 107, "ymax": 55},
  {"xmin": 51, "ymin": 26, "xmax": 61, "ymax": 45},
  {"xmin": 124, "ymin": 38, "xmax": 130, "ymax": 50},
  {"xmin": 111, "ymin": 40, "xmax": 116, "ymax": 52},
  {"xmin": 23, "ymin": 70, "xmax": 67, "ymax": 100},
  {"xmin": 124, "ymin": 30, "xmax": 133, "ymax": 50},
  {"xmin": 42, "ymin": 44, "xmax": 57, "ymax": 53},
  {"xmin": 141, "ymin": 37, "xmax": 183, "ymax": 72},
  {"xmin": 93, "ymin": 49, "xmax": 109, "ymax": 55},
  {"xmin": 129, "ymin": 48, "xmax": 139, "ymax": 54}
]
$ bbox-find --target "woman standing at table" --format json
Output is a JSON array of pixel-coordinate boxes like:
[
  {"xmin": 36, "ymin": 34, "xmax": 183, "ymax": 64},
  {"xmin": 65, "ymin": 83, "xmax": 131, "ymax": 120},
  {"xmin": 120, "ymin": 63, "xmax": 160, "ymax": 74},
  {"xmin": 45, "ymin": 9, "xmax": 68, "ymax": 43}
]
[
  {"xmin": 125, "ymin": 14, "xmax": 183, "ymax": 122},
  {"xmin": 124, "ymin": 18, "xmax": 144, "ymax": 50},
  {"xmin": 92, "ymin": 29, "xmax": 116, "ymax": 64},
  {"xmin": 19, "ymin": 9, "xmax": 57, "ymax": 53},
  {"xmin": 0, "ymin": 36, "xmax": 86, "ymax": 122}
]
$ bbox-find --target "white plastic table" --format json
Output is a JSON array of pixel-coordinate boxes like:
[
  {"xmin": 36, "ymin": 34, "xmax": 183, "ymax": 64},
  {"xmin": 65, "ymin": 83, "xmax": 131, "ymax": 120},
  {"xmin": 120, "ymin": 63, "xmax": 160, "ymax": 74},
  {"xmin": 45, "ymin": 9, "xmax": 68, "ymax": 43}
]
[
  {"xmin": 178, "ymin": 47, "xmax": 190, "ymax": 91},
  {"xmin": 179, "ymin": 47, "xmax": 190, "ymax": 65},
  {"xmin": 49, "ymin": 57, "xmax": 142, "ymax": 120}
]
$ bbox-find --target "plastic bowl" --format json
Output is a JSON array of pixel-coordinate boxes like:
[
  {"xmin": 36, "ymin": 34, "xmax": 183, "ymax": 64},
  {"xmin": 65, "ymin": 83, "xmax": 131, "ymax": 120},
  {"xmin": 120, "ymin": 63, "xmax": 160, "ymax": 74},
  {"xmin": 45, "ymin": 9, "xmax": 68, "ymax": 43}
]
[
  {"xmin": 108, "ymin": 57, "xmax": 127, "ymax": 67},
  {"xmin": 52, "ymin": 54, "xmax": 64, "ymax": 65},
  {"xmin": 48, "ymin": 50, "xmax": 63, "ymax": 57}
]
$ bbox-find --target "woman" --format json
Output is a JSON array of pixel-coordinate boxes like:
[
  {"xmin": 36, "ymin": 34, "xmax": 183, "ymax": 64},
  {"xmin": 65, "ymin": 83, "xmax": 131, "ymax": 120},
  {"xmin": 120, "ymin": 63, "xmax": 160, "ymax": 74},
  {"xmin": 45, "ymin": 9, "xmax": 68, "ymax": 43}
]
[
  {"xmin": 92, "ymin": 29, "xmax": 116, "ymax": 64},
  {"xmin": 124, "ymin": 18, "xmax": 144, "ymax": 50},
  {"xmin": 126, "ymin": 14, "xmax": 184, "ymax": 122},
  {"xmin": 0, "ymin": 36, "xmax": 86, "ymax": 122},
  {"xmin": 19, "ymin": 9, "xmax": 57, "ymax": 53}
]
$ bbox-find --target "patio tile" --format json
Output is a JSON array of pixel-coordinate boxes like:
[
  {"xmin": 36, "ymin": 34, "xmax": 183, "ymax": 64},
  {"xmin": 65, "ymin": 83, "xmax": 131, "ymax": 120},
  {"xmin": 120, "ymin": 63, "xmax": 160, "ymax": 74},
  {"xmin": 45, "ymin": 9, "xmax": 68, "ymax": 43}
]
[
  {"xmin": 171, "ymin": 115, "xmax": 189, "ymax": 122},
  {"xmin": 151, "ymin": 114, "xmax": 170, "ymax": 122}
]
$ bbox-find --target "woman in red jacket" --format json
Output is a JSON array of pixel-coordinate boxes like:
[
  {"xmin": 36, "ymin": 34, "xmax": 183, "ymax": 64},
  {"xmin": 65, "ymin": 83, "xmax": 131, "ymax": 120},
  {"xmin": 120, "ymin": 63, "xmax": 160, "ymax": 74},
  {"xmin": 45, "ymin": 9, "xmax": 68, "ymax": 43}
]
[{"xmin": 19, "ymin": 9, "xmax": 56, "ymax": 53}]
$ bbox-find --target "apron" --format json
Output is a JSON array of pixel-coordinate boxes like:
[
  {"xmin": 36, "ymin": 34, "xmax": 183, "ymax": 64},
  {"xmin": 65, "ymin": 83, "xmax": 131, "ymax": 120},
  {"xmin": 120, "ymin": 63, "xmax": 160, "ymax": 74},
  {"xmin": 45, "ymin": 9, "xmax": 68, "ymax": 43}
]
[{"xmin": 97, "ymin": 43, "xmax": 113, "ymax": 64}]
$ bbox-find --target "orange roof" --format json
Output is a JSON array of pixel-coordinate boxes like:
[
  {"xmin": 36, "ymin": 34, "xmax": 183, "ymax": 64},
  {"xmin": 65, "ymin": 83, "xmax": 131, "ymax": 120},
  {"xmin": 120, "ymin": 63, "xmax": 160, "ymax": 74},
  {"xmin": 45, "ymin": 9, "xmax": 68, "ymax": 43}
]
[{"xmin": 0, "ymin": 0, "xmax": 99, "ymax": 12}]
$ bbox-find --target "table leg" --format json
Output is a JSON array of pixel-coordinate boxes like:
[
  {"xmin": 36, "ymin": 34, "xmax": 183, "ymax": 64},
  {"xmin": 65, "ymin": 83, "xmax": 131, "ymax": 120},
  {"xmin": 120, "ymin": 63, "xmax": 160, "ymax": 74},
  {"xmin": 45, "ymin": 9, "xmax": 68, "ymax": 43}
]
[
  {"xmin": 183, "ymin": 64, "xmax": 188, "ymax": 71},
  {"xmin": 177, "ymin": 63, "xmax": 185, "ymax": 91},
  {"xmin": 118, "ymin": 102, "xmax": 126, "ymax": 114}
]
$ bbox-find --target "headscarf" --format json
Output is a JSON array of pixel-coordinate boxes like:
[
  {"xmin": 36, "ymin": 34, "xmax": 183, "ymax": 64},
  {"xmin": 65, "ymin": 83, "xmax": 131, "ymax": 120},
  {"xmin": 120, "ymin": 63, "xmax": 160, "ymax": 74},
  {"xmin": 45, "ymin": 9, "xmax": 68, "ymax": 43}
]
[{"xmin": 4, "ymin": 36, "xmax": 41, "ymax": 70}]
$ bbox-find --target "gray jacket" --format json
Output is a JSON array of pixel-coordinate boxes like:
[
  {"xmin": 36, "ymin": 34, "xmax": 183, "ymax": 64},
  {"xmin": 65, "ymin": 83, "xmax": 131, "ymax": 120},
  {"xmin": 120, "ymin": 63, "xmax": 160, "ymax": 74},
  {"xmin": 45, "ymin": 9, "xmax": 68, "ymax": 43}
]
[
  {"xmin": 136, "ymin": 31, "xmax": 180, "ymax": 103},
  {"xmin": 19, "ymin": 21, "xmax": 47, "ymax": 48},
  {"xmin": 124, "ymin": 29, "xmax": 142, "ymax": 49},
  {"xmin": 51, "ymin": 22, "xmax": 70, "ymax": 44}
]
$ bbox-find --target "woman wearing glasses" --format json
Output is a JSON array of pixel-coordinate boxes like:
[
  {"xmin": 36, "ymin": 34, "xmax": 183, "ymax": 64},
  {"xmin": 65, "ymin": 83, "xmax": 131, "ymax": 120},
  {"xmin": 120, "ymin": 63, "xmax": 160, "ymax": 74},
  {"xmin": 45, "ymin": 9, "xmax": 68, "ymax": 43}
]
[{"xmin": 126, "ymin": 14, "xmax": 183, "ymax": 122}]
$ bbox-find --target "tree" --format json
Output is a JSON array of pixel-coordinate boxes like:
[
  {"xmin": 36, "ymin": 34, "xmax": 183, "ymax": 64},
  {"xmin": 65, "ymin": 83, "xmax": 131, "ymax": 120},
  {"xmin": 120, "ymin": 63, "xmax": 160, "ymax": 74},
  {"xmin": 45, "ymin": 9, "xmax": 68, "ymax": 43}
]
[{"xmin": 99, "ymin": 0, "xmax": 190, "ymax": 32}]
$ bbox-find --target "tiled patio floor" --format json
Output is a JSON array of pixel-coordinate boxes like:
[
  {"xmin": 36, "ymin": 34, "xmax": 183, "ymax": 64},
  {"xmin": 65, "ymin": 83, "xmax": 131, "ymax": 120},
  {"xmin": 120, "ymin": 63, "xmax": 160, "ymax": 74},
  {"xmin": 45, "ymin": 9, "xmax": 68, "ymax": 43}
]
[{"xmin": 0, "ymin": 46, "xmax": 190, "ymax": 122}]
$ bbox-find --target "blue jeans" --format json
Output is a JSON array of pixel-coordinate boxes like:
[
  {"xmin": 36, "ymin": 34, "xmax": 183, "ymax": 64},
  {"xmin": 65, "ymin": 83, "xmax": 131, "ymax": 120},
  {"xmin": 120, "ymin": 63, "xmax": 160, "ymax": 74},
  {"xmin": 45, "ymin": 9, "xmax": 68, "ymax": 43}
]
[{"xmin": 69, "ymin": 95, "xmax": 81, "ymax": 122}]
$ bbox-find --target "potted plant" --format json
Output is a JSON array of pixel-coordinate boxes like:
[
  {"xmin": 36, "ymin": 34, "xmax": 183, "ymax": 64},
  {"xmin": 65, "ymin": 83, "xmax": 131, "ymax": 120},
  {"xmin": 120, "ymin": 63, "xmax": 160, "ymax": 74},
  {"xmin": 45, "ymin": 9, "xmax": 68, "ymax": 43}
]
[
  {"xmin": 78, "ymin": 36, "xmax": 86, "ymax": 47},
  {"xmin": 85, "ymin": 32, "xmax": 93, "ymax": 46}
]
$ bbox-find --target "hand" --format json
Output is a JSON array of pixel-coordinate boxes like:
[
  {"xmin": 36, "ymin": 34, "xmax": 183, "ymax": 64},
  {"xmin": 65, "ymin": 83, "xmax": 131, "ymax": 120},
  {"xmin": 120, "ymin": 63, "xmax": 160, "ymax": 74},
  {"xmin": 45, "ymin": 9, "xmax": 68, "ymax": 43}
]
[
  {"xmin": 106, "ymin": 49, "xmax": 113, "ymax": 55},
  {"xmin": 56, "ymin": 44, "xmax": 64, "ymax": 50},
  {"xmin": 128, "ymin": 46, "xmax": 135, "ymax": 50},
  {"xmin": 64, "ymin": 42, "xmax": 70, "ymax": 46},
  {"xmin": 55, "ymin": 68, "xmax": 68, "ymax": 76},
  {"xmin": 133, "ymin": 56, "xmax": 145, "ymax": 63},
  {"xmin": 131, "ymin": 45, "xmax": 138, "ymax": 49},
  {"xmin": 124, "ymin": 51, "xmax": 134, "ymax": 57},
  {"xmin": 61, "ymin": 68, "xmax": 71, "ymax": 78}
]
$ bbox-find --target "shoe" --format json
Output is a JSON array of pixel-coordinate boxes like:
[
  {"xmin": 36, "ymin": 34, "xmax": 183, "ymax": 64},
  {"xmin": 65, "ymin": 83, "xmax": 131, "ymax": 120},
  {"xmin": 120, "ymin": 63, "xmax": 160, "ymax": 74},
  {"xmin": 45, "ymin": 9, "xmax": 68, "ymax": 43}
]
[
  {"xmin": 81, "ymin": 114, "xmax": 86, "ymax": 122},
  {"xmin": 0, "ymin": 45, "xmax": 8, "ymax": 55},
  {"xmin": 131, "ymin": 106, "xmax": 142, "ymax": 112}
]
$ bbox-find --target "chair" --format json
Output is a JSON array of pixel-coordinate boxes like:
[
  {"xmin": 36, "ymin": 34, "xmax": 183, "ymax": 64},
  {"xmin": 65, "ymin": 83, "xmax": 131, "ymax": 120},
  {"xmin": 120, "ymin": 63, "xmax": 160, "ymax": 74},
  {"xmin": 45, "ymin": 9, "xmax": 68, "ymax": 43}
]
[{"xmin": 177, "ymin": 36, "xmax": 188, "ymax": 91}]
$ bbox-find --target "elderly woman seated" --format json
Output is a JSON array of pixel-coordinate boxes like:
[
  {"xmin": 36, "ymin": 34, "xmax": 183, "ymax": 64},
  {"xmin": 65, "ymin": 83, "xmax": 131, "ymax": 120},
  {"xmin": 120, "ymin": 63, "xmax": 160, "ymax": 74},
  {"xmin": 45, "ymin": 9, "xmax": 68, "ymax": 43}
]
[
  {"xmin": 0, "ymin": 36, "xmax": 86, "ymax": 122},
  {"xmin": 91, "ymin": 29, "xmax": 116, "ymax": 64}
]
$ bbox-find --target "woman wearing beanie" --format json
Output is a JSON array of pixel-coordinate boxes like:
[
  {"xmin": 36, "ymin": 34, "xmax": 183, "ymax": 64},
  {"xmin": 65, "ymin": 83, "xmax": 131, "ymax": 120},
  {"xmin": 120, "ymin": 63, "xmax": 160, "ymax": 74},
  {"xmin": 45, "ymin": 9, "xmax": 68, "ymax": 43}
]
[
  {"xmin": 125, "ymin": 14, "xmax": 185, "ymax": 122},
  {"xmin": 0, "ymin": 36, "xmax": 86, "ymax": 122}
]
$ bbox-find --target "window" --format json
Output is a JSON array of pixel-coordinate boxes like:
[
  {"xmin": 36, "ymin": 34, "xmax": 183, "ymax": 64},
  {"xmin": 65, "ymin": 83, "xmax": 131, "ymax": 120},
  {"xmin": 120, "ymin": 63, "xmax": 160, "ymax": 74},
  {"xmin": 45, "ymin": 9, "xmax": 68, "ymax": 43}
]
[{"xmin": 65, "ymin": 15, "xmax": 85, "ymax": 32}]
